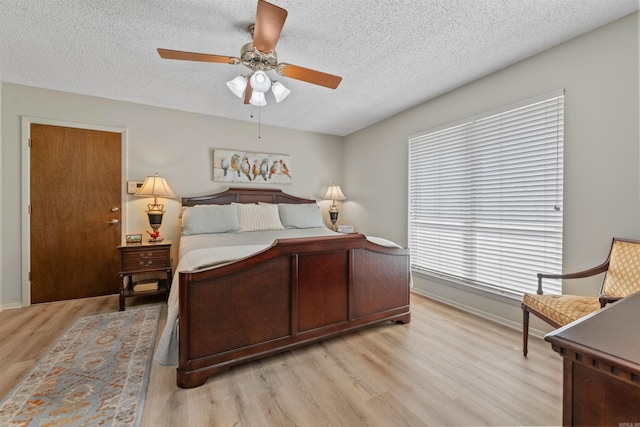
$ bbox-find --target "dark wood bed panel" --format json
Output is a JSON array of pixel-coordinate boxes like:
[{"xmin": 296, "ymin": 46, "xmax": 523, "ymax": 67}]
[
  {"xmin": 176, "ymin": 187, "xmax": 411, "ymax": 388},
  {"xmin": 182, "ymin": 187, "xmax": 316, "ymax": 206}
]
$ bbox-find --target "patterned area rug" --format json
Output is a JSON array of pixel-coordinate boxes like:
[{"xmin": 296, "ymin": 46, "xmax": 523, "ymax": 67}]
[{"xmin": 0, "ymin": 305, "xmax": 161, "ymax": 426}]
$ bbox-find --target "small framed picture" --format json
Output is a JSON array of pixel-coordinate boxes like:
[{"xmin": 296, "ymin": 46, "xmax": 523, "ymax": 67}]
[{"xmin": 126, "ymin": 234, "xmax": 142, "ymax": 245}]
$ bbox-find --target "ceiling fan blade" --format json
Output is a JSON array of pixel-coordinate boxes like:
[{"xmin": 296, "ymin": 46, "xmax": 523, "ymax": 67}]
[
  {"xmin": 253, "ymin": 0, "xmax": 288, "ymax": 53},
  {"xmin": 278, "ymin": 64, "xmax": 342, "ymax": 89},
  {"xmin": 244, "ymin": 80, "xmax": 253, "ymax": 104},
  {"xmin": 157, "ymin": 48, "xmax": 238, "ymax": 64}
]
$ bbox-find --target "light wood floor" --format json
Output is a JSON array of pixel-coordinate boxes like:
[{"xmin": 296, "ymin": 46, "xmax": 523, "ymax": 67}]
[{"xmin": 0, "ymin": 293, "xmax": 562, "ymax": 426}]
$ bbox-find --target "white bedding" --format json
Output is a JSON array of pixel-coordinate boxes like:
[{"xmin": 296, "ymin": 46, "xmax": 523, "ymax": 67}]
[{"xmin": 153, "ymin": 227, "xmax": 401, "ymax": 366}]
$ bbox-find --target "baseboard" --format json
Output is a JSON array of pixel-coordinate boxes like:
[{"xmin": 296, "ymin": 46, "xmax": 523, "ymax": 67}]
[
  {"xmin": 0, "ymin": 302, "xmax": 23, "ymax": 311},
  {"xmin": 410, "ymin": 288, "xmax": 549, "ymax": 340}
]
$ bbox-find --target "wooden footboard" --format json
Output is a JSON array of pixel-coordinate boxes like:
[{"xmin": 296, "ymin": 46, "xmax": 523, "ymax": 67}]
[{"xmin": 177, "ymin": 233, "xmax": 410, "ymax": 388}]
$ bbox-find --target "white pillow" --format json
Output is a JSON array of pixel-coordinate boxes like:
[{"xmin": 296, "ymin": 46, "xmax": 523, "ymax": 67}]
[
  {"xmin": 234, "ymin": 203, "xmax": 284, "ymax": 232},
  {"xmin": 182, "ymin": 204, "xmax": 240, "ymax": 235},
  {"xmin": 278, "ymin": 203, "xmax": 325, "ymax": 229}
]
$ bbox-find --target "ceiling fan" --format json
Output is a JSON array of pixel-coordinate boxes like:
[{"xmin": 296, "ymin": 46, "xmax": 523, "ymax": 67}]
[{"xmin": 157, "ymin": 0, "xmax": 342, "ymax": 105}]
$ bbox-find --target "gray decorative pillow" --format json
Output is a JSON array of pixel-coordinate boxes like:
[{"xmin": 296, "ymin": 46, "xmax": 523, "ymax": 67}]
[
  {"xmin": 182, "ymin": 204, "xmax": 240, "ymax": 235},
  {"xmin": 278, "ymin": 203, "xmax": 325, "ymax": 229}
]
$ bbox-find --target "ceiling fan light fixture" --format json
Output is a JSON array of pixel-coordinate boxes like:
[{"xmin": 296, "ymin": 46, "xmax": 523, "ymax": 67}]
[
  {"xmin": 226, "ymin": 76, "xmax": 247, "ymax": 98},
  {"xmin": 249, "ymin": 70, "xmax": 271, "ymax": 93},
  {"xmin": 158, "ymin": 1, "xmax": 343, "ymax": 111},
  {"xmin": 271, "ymin": 81, "xmax": 290, "ymax": 103},
  {"xmin": 249, "ymin": 91, "xmax": 267, "ymax": 106}
]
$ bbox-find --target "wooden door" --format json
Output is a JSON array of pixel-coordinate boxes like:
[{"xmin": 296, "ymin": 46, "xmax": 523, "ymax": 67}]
[{"xmin": 30, "ymin": 124, "xmax": 122, "ymax": 304}]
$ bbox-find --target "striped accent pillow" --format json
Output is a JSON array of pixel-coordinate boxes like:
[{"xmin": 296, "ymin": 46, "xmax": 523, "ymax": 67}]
[{"xmin": 234, "ymin": 203, "xmax": 284, "ymax": 232}]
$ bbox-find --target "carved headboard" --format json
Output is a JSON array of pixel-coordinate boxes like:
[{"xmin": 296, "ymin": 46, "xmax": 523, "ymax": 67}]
[{"xmin": 181, "ymin": 187, "xmax": 315, "ymax": 207}]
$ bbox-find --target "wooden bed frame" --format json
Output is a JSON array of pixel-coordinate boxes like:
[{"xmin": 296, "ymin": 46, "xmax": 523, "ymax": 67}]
[{"xmin": 177, "ymin": 187, "xmax": 411, "ymax": 388}]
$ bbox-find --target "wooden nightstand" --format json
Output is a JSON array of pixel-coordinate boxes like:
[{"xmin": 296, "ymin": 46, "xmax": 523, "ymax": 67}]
[{"xmin": 118, "ymin": 240, "xmax": 172, "ymax": 311}]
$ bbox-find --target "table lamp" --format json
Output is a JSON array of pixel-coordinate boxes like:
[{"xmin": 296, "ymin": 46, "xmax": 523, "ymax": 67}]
[
  {"xmin": 323, "ymin": 183, "xmax": 346, "ymax": 231},
  {"xmin": 135, "ymin": 173, "xmax": 175, "ymax": 241}
]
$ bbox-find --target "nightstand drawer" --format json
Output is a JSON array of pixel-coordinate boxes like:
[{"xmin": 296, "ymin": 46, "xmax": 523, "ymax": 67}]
[{"xmin": 120, "ymin": 247, "xmax": 170, "ymax": 272}]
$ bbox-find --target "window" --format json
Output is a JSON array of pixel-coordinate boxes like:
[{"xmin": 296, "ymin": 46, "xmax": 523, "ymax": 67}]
[{"xmin": 408, "ymin": 91, "xmax": 564, "ymax": 298}]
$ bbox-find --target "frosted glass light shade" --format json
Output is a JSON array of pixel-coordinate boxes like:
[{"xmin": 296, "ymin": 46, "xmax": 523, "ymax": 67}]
[
  {"xmin": 249, "ymin": 70, "xmax": 271, "ymax": 93},
  {"xmin": 249, "ymin": 91, "xmax": 267, "ymax": 106},
  {"xmin": 271, "ymin": 81, "xmax": 291, "ymax": 103},
  {"xmin": 226, "ymin": 76, "xmax": 247, "ymax": 98}
]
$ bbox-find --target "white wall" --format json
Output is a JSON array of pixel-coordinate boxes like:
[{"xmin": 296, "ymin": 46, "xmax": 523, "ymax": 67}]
[
  {"xmin": 343, "ymin": 13, "xmax": 640, "ymax": 333},
  {"xmin": 1, "ymin": 84, "xmax": 343, "ymax": 307},
  {"xmin": 0, "ymin": 82, "xmax": 3, "ymax": 309}
]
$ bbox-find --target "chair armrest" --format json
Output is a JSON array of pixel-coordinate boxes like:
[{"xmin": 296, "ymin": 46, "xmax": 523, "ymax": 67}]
[
  {"xmin": 598, "ymin": 294, "xmax": 621, "ymax": 307},
  {"xmin": 536, "ymin": 260, "xmax": 609, "ymax": 294}
]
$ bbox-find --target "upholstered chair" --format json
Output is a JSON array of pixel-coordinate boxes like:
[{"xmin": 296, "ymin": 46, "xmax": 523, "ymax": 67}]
[{"xmin": 521, "ymin": 238, "xmax": 640, "ymax": 356}]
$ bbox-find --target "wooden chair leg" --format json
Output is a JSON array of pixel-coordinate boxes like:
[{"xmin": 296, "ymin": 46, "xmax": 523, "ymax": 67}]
[{"xmin": 522, "ymin": 307, "xmax": 529, "ymax": 357}]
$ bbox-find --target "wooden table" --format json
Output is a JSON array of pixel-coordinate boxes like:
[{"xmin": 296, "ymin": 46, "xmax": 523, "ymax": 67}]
[{"xmin": 545, "ymin": 291, "xmax": 640, "ymax": 427}]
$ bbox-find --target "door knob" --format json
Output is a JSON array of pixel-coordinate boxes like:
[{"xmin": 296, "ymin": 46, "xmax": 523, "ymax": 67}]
[
  {"xmin": 109, "ymin": 219, "xmax": 119, "ymax": 225},
  {"xmin": 111, "ymin": 207, "xmax": 119, "ymax": 212}
]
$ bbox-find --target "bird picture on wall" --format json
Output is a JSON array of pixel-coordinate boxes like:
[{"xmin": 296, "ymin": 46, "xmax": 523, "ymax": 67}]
[
  {"xmin": 221, "ymin": 157, "xmax": 229, "ymax": 176},
  {"xmin": 259, "ymin": 158, "xmax": 269, "ymax": 181},
  {"xmin": 279, "ymin": 159, "xmax": 291, "ymax": 178},
  {"xmin": 230, "ymin": 154, "xmax": 242, "ymax": 177},
  {"xmin": 241, "ymin": 157, "xmax": 251, "ymax": 180},
  {"xmin": 213, "ymin": 149, "xmax": 292, "ymax": 184},
  {"xmin": 269, "ymin": 161, "xmax": 278, "ymax": 179}
]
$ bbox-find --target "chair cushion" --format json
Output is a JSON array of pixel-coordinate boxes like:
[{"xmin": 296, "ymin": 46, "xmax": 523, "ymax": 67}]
[
  {"xmin": 522, "ymin": 293, "xmax": 602, "ymax": 327},
  {"xmin": 602, "ymin": 240, "xmax": 640, "ymax": 297}
]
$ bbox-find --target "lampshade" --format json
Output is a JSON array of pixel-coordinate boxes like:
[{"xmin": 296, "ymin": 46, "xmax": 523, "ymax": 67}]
[
  {"xmin": 135, "ymin": 174, "xmax": 175, "ymax": 199},
  {"xmin": 271, "ymin": 81, "xmax": 291, "ymax": 103},
  {"xmin": 249, "ymin": 91, "xmax": 267, "ymax": 107},
  {"xmin": 324, "ymin": 184, "xmax": 346, "ymax": 202},
  {"xmin": 226, "ymin": 76, "xmax": 247, "ymax": 98},
  {"xmin": 249, "ymin": 70, "xmax": 271, "ymax": 93}
]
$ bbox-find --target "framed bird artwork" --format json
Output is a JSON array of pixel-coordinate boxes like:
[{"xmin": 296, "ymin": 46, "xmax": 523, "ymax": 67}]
[{"xmin": 213, "ymin": 149, "xmax": 293, "ymax": 184}]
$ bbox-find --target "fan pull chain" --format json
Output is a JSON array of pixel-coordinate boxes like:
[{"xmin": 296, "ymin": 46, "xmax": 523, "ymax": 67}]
[
  {"xmin": 248, "ymin": 105, "xmax": 262, "ymax": 139},
  {"xmin": 258, "ymin": 104, "xmax": 261, "ymax": 139}
]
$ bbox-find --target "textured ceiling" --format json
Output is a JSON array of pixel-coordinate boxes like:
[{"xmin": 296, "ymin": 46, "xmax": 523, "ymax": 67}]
[{"xmin": 1, "ymin": 1, "xmax": 638, "ymax": 136}]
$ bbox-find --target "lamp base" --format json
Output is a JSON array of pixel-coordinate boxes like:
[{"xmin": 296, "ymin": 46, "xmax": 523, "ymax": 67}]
[{"xmin": 329, "ymin": 207, "xmax": 339, "ymax": 231}]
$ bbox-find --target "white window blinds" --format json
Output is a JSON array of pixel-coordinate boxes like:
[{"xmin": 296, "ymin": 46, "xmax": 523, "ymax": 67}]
[{"xmin": 408, "ymin": 91, "xmax": 564, "ymax": 298}]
